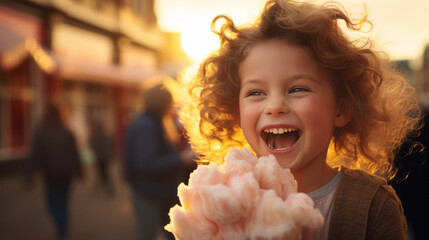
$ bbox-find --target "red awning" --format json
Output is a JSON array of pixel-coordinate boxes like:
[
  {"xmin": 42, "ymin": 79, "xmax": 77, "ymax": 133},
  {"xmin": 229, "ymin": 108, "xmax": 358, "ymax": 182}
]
[
  {"xmin": 0, "ymin": 23, "xmax": 30, "ymax": 70},
  {"xmin": 0, "ymin": 23, "xmax": 56, "ymax": 73}
]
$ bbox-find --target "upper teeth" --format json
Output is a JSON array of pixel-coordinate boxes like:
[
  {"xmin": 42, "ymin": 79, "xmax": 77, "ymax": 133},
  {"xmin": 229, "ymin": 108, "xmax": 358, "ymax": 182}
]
[{"xmin": 264, "ymin": 128, "xmax": 297, "ymax": 134}]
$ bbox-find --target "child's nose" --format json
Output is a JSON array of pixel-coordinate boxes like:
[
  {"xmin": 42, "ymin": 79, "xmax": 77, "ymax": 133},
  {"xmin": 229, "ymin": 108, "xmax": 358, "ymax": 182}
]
[{"xmin": 264, "ymin": 96, "xmax": 289, "ymax": 116}]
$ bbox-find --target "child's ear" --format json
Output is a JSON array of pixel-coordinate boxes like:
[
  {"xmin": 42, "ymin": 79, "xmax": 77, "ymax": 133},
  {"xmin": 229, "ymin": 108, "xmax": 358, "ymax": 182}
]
[{"xmin": 334, "ymin": 105, "xmax": 352, "ymax": 127}]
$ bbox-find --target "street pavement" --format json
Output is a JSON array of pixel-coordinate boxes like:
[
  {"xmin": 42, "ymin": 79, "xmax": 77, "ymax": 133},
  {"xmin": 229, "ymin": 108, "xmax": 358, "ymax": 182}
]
[{"xmin": 0, "ymin": 161, "xmax": 140, "ymax": 240}]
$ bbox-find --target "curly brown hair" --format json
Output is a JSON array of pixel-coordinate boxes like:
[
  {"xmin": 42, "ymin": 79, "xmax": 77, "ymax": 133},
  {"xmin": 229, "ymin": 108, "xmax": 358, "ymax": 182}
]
[{"xmin": 174, "ymin": 0, "xmax": 422, "ymax": 179}]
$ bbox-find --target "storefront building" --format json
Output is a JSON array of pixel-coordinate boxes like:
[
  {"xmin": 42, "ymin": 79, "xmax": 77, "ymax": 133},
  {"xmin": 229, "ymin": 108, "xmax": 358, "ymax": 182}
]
[{"xmin": 0, "ymin": 0, "xmax": 166, "ymax": 173}]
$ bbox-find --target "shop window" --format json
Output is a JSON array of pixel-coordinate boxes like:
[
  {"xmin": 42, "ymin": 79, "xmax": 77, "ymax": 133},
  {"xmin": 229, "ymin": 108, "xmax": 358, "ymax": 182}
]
[
  {"xmin": 0, "ymin": 61, "xmax": 33, "ymax": 160},
  {"xmin": 86, "ymin": 83, "xmax": 111, "ymax": 126}
]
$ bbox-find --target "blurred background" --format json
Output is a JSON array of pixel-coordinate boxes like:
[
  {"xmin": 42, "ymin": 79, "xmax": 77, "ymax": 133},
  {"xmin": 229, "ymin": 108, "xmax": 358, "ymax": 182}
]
[{"xmin": 0, "ymin": 0, "xmax": 428, "ymax": 240}]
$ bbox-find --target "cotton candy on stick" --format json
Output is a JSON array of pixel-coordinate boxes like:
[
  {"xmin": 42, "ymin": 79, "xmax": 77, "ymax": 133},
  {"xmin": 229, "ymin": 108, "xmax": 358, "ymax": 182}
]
[{"xmin": 165, "ymin": 148, "xmax": 324, "ymax": 240}]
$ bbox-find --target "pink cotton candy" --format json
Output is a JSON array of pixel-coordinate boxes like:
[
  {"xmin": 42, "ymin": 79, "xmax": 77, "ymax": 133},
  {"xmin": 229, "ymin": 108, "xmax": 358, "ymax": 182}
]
[
  {"xmin": 165, "ymin": 147, "xmax": 324, "ymax": 240},
  {"xmin": 165, "ymin": 205, "xmax": 218, "ymax": 240},
  {"xmin": 285, "ymin": 193, "xmax": 325, "ymax": 229},
  {"xmin": 246, "ymin": 190, "xmax": 301, "ymax": 240},
  {"xmin": 254, "ymin": 155, "xmax": 297, "ymax": 200},
  {"xmin": 200, "ymin": 184, "xmax": 244, "ymax": 223},
  {"xmin": 228, "ymin": 173, "xmax": 260, "ymax": 215},
  {"xmin": 188, "ymin": 163, "xmax": 225, "ymax": 187}
]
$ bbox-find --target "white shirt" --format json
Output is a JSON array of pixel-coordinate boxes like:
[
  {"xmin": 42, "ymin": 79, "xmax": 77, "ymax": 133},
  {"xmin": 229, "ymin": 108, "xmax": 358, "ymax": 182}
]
[{"xmin": 305, "ymin": 171, "xmax": 343, "ymax": 240}]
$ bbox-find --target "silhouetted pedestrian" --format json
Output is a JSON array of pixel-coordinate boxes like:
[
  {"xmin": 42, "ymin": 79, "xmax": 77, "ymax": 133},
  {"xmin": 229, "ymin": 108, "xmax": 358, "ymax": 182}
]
[
  {"xmin": 90, "ymin": 121, "xmax": 114, "ymax": 195},
  {"xmin": 24, "ymin": 104, "xmax": 82, "ymax": 240},
  {"xmin": 124, "ymin": 83, "xmax": 190, "ymax": 240}
]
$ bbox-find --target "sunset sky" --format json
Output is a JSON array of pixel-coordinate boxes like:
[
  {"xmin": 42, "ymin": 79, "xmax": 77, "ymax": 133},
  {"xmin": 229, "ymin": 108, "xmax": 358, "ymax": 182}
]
[{"xmin": 155, "ymin": 0, "xmax": 429, "ymax": 62}]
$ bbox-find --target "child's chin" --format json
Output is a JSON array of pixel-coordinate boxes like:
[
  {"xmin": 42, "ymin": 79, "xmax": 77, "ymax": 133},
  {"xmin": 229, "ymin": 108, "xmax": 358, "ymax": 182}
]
[{"xmin": 272, "ymin": 156, "xmax": 296, "ymax": 170}]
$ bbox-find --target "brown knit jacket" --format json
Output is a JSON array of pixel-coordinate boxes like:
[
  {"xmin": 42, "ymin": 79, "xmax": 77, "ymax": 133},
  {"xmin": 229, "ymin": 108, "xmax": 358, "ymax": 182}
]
[{"xmin": 328, "ymin": 167, "xmax": 407, "ymax": 240}]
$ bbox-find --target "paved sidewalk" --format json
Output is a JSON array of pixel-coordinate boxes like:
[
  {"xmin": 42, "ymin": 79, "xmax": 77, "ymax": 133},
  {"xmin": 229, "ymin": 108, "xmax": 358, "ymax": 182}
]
[{"xmin": 0, "ymin": 161, "xmax": 138, "ymax": 240}]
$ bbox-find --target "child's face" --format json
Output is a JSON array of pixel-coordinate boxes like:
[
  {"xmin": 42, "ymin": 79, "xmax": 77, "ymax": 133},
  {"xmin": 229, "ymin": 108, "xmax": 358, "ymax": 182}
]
[{"xmin": 239, "ymin": 39, "xmax": 347, "ymax": 172}]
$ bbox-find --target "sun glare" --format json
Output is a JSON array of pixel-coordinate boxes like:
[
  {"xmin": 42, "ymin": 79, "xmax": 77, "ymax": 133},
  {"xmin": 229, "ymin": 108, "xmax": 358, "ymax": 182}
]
[
  {"xmin": 180, "ymin": 26, "xmax": 220, "ymax": 61},
  {"xmin": 155, "ymin": 0, "xmax": 265, "ymax": 61}
]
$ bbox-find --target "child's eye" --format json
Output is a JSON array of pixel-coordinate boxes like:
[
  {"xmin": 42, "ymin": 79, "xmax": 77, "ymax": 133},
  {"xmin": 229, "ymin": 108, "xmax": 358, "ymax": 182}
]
[
  {"xmin": 289, "ymin": 87, "xmax": 309, "ymax": 94},
  {"xmin": 247, "ymin": 90, "xmax": 265, "ymax": 97}
]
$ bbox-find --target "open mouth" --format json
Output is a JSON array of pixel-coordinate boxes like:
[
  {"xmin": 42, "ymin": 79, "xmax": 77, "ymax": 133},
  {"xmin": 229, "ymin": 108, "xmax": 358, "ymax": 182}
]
[{"xmin": 262, "ymin": 127, "xmax": 300, "ymax": 151}]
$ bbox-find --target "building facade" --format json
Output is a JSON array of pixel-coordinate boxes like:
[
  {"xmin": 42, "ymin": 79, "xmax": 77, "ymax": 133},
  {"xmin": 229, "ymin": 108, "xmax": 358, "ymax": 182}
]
[{"xmin": 0, "ymin": 0, "xmax": 168, "ymax": 172}]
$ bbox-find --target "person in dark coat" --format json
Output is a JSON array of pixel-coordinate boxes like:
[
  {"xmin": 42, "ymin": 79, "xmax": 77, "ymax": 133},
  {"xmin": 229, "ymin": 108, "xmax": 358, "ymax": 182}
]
[
  {"xmin": 124, "ymin": 83, "xmax": 189, "ymax": 240},
  {"xmin": 90, "ymin": 121, "xmax": 114, "ymax": 195},
  {"xmin": 25, "ymin": 104, "xmax": 82, "ymax": 240}
]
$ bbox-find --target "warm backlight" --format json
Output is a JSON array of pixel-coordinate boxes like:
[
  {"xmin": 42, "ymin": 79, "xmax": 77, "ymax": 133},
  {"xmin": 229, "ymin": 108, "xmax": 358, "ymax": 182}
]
[{"xmin": 180, "ymin": 26, "xmax": 220, "ymax": 61}]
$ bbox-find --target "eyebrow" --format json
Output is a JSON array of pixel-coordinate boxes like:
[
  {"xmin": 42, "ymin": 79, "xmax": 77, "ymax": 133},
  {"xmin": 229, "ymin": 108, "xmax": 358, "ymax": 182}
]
[
  {"xmin": 241, "ymin": 73, "xmax": 320, "ymax": 85},
  {"xmin": 291, "ymin": 73, "xmax": 320, "ymax": 83},
  {"xmin": 240, "ymin": 78, "xmax": 262, "ymax": 86}
]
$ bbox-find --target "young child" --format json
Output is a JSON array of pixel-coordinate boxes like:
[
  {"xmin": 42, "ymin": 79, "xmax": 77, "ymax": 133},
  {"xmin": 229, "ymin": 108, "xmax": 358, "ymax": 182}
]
[{"xmin": 174, "ymin": 0, "xmax": 421, "ymax": 239}]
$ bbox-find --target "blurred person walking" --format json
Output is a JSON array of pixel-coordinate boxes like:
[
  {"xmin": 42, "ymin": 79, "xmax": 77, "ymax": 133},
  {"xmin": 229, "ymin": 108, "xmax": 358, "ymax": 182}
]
[
  {"xmin": 24, "ymin": 104, "xmax": 83, "ymax": 240},
  {"xmin": 90, "ymin": 121, "xmax": 114, "ymax": 196},
  {"xmin": 124, "ymin": 83, "xmax": 192, "ymax": 240}
]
